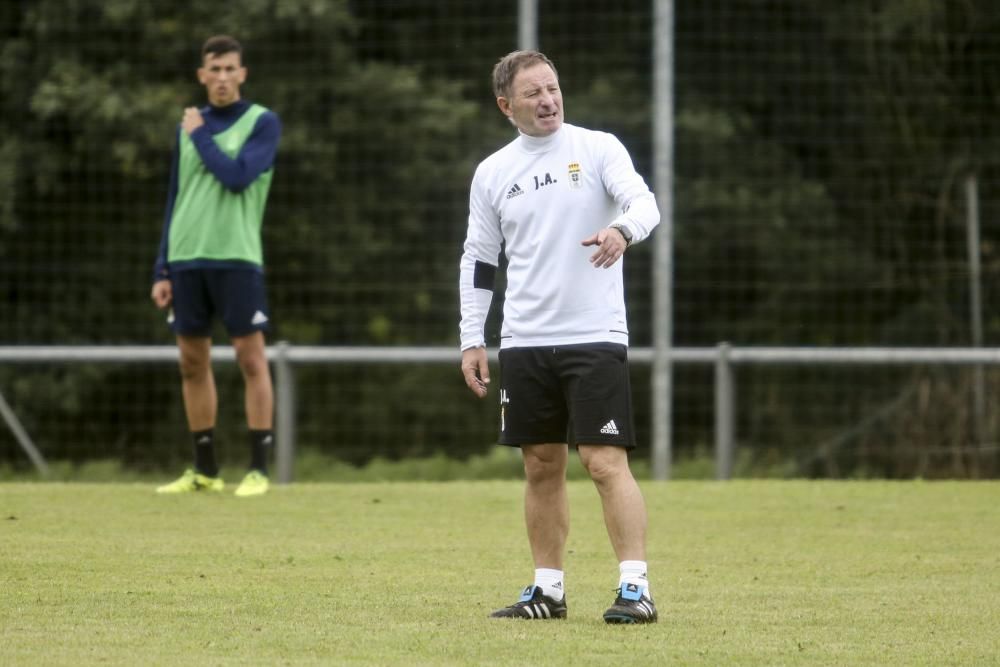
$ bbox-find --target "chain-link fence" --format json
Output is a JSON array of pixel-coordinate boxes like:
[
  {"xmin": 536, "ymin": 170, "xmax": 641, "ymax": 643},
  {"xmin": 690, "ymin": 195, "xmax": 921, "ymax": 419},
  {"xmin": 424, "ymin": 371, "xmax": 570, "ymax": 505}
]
[{"xmin": 3, "ymin": 1, "xmax": 1000, "ymax": 477}]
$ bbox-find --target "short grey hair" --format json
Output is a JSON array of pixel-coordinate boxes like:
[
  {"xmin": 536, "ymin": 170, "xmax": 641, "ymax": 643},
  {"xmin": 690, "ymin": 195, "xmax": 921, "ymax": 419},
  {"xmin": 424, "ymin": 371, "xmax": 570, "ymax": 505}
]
[{"xmin": 491, "ymin": 50, "xmax": 558, "ymax": 98}]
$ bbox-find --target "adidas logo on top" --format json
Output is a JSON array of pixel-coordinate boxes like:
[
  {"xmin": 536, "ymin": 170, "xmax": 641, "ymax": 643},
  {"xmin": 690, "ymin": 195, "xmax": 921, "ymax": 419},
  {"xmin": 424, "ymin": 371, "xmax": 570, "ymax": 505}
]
[
  {"xmin": 600, "ymin": 420, "xmax": 620, "ymax": 435},
  {"xmin": 506, "ymin": 183, "xmax": 525, "ymax": 199}
]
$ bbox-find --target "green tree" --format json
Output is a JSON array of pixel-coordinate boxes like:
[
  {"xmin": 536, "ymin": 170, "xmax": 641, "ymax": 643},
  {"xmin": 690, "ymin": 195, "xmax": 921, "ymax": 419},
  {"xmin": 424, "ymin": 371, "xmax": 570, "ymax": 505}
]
[{"xmin": 0, "ymin": 0, "xmax": 495, "ymax": 466}]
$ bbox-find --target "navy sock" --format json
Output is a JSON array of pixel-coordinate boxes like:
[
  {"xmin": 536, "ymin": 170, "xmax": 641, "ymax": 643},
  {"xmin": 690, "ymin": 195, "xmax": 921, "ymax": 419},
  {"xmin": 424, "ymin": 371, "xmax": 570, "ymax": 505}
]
[{"xmin": 192, "ymin": 429, "xmax": 218, "ymax": 477}]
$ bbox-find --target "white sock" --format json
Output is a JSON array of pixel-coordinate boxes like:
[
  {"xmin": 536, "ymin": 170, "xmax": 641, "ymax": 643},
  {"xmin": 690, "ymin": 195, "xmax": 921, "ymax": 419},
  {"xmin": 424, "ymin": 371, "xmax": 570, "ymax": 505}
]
[
  {"xmin": 534, "ymin": 568, "xmax": 565, "ymax": 601},
  {"xmin": 619, "ymin": 560, "xmax": 650, "ymax": 598}
]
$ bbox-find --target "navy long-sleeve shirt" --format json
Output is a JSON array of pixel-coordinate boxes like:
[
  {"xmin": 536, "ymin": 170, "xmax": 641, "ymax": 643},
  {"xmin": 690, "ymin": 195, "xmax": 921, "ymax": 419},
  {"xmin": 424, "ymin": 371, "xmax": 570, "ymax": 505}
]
[{"xmin": 152, "ymin": 100, "xmax": 281, "ymax": 282}]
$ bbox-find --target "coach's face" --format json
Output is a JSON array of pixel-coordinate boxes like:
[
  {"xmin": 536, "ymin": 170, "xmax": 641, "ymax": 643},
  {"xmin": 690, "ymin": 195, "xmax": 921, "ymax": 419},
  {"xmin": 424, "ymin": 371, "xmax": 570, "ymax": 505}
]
[{"xmin": 497, "ymin": 63, "xmax": 563, "ymax": 137}]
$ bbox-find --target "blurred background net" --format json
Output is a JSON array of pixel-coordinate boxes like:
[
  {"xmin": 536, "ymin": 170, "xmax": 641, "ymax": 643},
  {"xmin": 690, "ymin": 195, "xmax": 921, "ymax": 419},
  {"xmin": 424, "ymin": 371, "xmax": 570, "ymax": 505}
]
[{"xmin": 2, "ymin": 0, "xmax": 1000, "ymax": 477}]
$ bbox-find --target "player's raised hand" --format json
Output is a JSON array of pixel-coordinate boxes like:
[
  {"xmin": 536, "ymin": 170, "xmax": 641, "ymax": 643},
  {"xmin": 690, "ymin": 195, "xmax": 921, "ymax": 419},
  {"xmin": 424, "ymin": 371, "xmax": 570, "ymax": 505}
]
[
  {"xmin": 582, "ymin": 227, "xmax": 627, "ymax": 268},
  {"xmin": 181, "ymin": 107, "xmax": 205, "ymax": 134},
  {"xmin": 461, "ymin": 347, "xmax": 490, "ymax": 398}
]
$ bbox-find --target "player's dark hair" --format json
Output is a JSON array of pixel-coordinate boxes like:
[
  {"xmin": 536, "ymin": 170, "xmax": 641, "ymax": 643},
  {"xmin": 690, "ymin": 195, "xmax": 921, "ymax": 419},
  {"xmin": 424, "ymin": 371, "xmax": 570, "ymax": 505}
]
[
  {"xmin": 492, "ymin": 50, "xmax": 558, "ymax": 99},
  {"xmin": 201, "ymin": 35, "xmax": 243, "ymax": 63}
]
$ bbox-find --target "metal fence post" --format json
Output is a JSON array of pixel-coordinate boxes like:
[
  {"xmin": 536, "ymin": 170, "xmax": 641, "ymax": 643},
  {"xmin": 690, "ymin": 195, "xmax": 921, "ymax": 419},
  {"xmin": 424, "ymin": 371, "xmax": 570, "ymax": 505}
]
[
  {"xmin": 0, "ymin": 389, "xmax": 49, "ymax": 476},
  {"xmin": 715, "ymin": 342, "xmax": 734, "ymax": 480},
  {"xmin": 273, "ymin": 341, "xmax": 296, "ymax": 484},
  {"xmin": 965, "ymin": 174, "xmax": 988, "ymax": 474},
  {"xmin": 518, "ymin": 0, "xmax": 538, "ymax": 49},
  {"xmin": 651, "ymin": 0, "xmax": 675, "ymax": 481}
]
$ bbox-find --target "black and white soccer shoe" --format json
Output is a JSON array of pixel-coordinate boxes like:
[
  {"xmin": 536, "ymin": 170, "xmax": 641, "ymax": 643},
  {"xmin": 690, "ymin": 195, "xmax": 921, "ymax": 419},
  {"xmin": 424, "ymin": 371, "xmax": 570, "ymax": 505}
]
[
  {"xmin": 489, "ymin": 585, "xmax": 567, "ymax": 620},
  {"xmin": 603, "ymin": 582, "xmax": 658, "ymax": 624}
]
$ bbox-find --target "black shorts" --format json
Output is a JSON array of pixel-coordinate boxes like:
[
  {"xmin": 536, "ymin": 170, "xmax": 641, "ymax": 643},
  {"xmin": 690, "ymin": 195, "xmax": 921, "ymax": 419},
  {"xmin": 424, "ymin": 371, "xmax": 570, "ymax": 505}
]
[
  {"xmin": 497, "ymin": 343, "xmax": 636, "ymax": 448},
  {"xmin": 168, "ymin": 268, "xmax": 270, "ymax": 338}
]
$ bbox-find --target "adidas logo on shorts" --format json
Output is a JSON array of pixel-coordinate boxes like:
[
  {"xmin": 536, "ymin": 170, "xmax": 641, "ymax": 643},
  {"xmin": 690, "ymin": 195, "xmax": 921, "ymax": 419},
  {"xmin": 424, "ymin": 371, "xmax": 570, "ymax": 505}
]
[{"xmin": 600, "ymin": 420, "xmax": 620, "ymax": 435}]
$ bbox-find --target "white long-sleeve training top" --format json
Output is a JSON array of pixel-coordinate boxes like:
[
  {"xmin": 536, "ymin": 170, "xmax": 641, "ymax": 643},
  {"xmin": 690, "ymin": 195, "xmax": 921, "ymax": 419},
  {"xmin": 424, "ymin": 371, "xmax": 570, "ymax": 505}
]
[{"xmin": 459, "ymin": 123, "xmax": 660, "ymax": 350}]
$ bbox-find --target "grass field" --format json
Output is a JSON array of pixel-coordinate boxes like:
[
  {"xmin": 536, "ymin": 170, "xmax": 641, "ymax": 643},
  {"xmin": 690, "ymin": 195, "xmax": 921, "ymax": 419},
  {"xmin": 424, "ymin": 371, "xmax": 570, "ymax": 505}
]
[{"xmin": 1, "ymin": 480, "xmax": 998, "ymax": 666}]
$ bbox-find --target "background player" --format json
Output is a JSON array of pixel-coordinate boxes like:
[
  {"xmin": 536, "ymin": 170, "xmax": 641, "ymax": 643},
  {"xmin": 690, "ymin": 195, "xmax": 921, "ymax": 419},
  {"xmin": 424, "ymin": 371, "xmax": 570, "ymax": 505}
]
[{"xmin": 151, "ymin": 35, "xmax": 281, "ymax": 498}]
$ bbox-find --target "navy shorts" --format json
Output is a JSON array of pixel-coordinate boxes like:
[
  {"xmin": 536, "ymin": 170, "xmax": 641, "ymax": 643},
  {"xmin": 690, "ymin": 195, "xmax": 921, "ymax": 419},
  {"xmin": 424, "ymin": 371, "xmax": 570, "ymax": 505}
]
[
  {"xmin": 168, "ymin": 268, "xmax": 270, "ymax": 337},
  {"xmin": 497, "ymin": 343, "xmax": 636, "ymax": 448}
]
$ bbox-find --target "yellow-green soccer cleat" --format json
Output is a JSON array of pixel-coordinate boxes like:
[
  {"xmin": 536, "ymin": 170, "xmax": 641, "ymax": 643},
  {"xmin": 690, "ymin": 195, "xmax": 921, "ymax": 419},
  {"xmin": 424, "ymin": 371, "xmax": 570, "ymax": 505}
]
[
  {"xmin": 156, "ymin": 469, "xmax": 224, "ymax": 494},
  {"xmin": 234, "ymin": 470, "xmax": 270, "ymax": 497}
]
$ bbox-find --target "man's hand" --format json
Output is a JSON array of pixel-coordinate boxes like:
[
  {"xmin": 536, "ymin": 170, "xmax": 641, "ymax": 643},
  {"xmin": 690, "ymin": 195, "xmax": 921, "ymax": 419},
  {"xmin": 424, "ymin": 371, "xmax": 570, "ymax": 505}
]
[
  {"xmin": 151, "ymin": 279, "xmax": 172, "ymax": 309},
  {"xmin": 181, "ymin": 107, "xmax": 205, "ymax": 135},
  {"xmin": 461, "ymin": 346, "xmax": 490, "ymax": 399},
  {"xmin": 581, "ymin": 227, "xmax": 628, "ymax": 268}
]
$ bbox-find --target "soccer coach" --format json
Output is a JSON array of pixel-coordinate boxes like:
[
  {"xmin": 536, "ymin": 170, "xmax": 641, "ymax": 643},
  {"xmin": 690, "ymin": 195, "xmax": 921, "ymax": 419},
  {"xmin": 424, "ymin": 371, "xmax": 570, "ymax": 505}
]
[{"xmin": 459, "ymin": 50, "xmax": 660, "ymax": 624}]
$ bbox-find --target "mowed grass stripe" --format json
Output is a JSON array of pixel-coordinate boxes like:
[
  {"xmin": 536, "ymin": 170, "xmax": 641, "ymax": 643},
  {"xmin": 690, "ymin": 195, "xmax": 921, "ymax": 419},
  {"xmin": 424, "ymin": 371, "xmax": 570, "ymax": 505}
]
[{"xmin": 1, "ymin": 481, "xmax": 997, "ymax": 665}]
